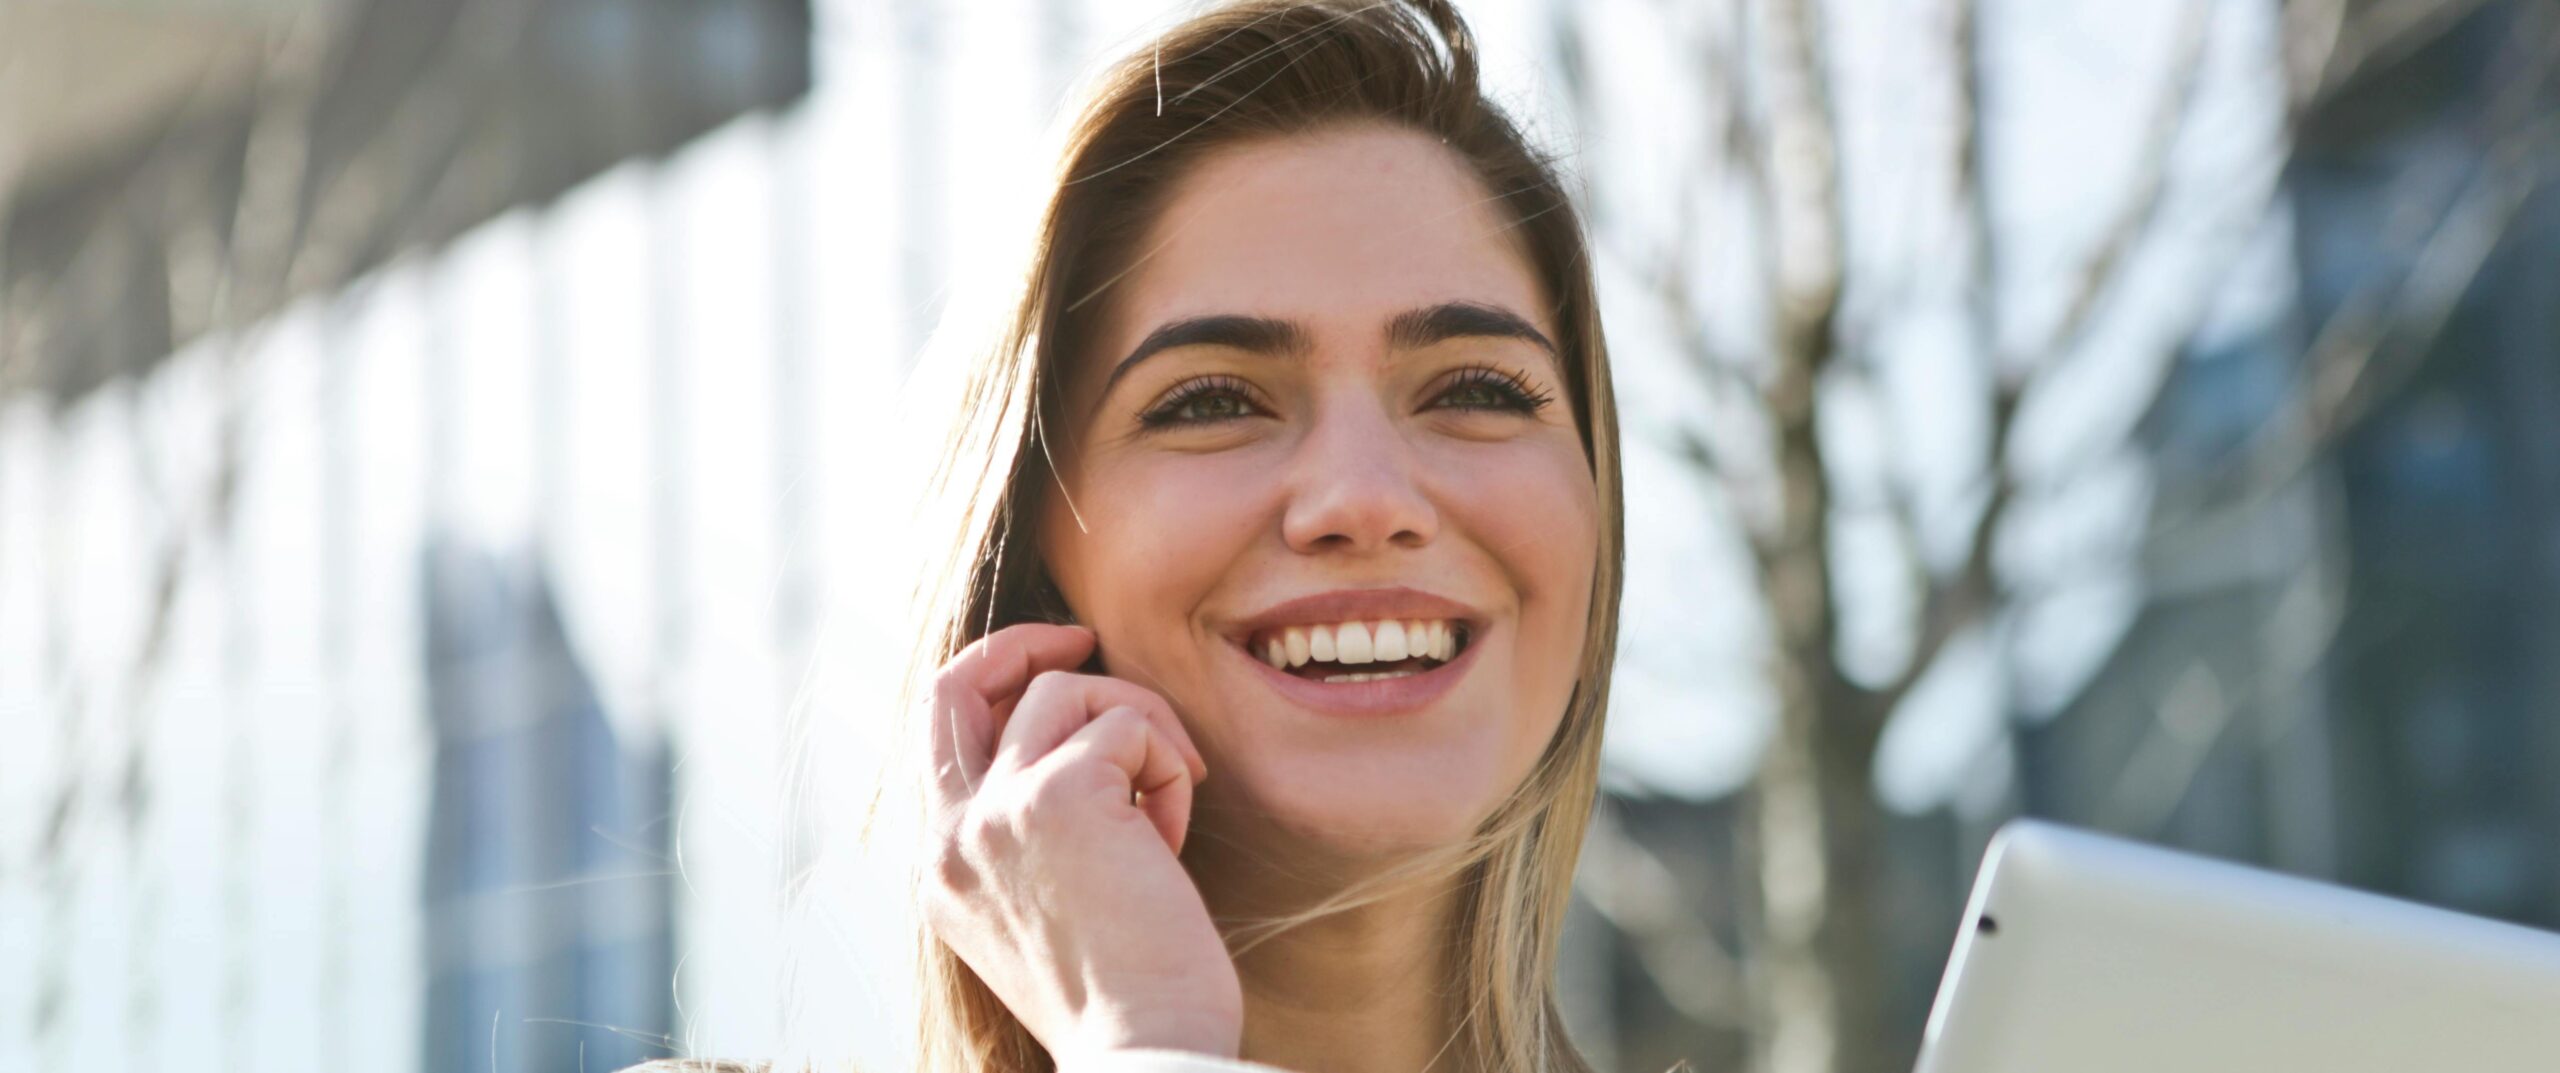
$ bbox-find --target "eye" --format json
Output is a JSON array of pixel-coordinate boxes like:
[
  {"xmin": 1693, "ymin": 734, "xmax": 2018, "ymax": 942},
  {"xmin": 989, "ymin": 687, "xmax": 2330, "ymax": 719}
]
[
  {"xmin": 1432, "ymin": 364, "xmax": 1556, "ymax": 415},
  {"xmin": 1138, "ymin": 374, "xmax": 1269, "ymax": 428}
]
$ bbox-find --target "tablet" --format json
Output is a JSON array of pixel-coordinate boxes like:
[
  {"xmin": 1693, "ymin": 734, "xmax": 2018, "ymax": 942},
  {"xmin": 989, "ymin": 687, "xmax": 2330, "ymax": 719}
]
[{"xmin": 1913, "ymin": 820, "xmax": 2560, "ymax": 1073}]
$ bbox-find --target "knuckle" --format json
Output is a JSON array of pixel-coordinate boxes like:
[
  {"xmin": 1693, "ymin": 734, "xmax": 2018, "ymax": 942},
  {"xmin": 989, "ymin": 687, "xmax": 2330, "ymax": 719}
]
[
  {"xmin": 927, "ymin": 838, "xmax": 982, "ymax": 900},
  {"xmin": 928, "ymin": 673, "xmax": 968, "ymax": 708},
  {"xmin": 1106, "ymin": 709, "xmax": 1166, "ymax": 757},
  {"xmin": 918, "ymin": 886, "xmax": 970, "ymax": 950},
  {"xmin": 1020, "ymin": 768, "xmax": 1100, "ymax": 830},
  {"xmin": 1092, "ymin": 705, "xmax": 1147, "ymax": 737},
  {"xmin": 964, "ymin": 628, "xmax": 1008, "ymax": 661},
  {"xmin": 957, "ymin": 806, "xmax": 1022, "ymax": 857},
  {"xmin": 1023, "ymin": 668, "xmax": 1078, "ymax": 698}
]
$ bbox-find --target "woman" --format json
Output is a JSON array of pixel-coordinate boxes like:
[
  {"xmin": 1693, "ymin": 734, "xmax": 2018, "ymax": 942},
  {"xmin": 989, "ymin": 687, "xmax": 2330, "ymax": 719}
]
[
  {"xmin": 649, "ymin": 1, "xmax": 1623, "ymax": 1070},
  {"xmin": 905, "ymin": 0, "xmax": 1627, "ymax": 1066}
]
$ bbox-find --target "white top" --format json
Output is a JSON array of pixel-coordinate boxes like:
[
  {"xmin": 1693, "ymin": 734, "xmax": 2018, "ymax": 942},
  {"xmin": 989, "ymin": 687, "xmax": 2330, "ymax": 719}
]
[
  {"xmin": 623, "ymin": 1049, "xmax": 1293, "ymax": 1072},
  {"xmin": 1078, "ymin": 1050, "xmax": 1294, "ymax": 1073}
]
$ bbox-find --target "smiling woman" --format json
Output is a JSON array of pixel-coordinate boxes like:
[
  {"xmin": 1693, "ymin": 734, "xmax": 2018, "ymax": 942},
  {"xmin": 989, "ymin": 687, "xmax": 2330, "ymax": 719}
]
[
  {"xmin": 900, "ymin": 1, "xmax": 1625, "ymax": 1071},
  {"xmin": 1035, "ymin": 108, "xmax": 1608, "ymax": 874},
  {"xmin": 630, "ymin": 2, "xmax": 1625, "ymax": 1072}
]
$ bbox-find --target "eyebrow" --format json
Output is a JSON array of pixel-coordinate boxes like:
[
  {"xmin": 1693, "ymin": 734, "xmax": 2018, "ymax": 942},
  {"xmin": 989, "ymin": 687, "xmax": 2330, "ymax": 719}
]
[
  {"xmin": 1385, "ymin": 301, "xmax": 1557, "ymax": 358},
  {"xmin": 1088, "ymin": 300, "xmax": 1558, "ymax": 416}
]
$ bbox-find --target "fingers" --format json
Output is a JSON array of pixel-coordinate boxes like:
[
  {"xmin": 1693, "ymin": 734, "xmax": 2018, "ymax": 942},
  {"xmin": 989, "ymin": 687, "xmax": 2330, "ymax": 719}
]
[
  {"xmin": 947, "ymin": 623, "xmax": 1100, "ymax": 713},
  {"xmin": 927, "ymin": 624, "xmax": 1098, "ymax": 811},
  {"xmin": 989, "ymin": 670, "xmax": 1207, "ymax": 788},
  {"xmin": 1039, "ymin": 706, "xmax": 1197, "ymax": 855}
]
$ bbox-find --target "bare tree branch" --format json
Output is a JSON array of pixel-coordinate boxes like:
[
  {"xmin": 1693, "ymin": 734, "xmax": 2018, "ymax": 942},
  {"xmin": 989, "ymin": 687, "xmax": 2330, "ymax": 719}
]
[
  {"xmin": 1869, "ymin": 0, "xmax": 2062, "ymax": 719},
  {"xmin": 2296, "ymin": 0, "xmax": 2498, "ymax": 118},
  {"xmin": 1874, "ymin": 0, "xmax": 2206, "ymax": 727},
  {"xmin": 1763, "ymin": 0, "xmax": 1848, "ymax": 379},
  {"xmin": 1577, "ymin": 805, "xmax": 1751, "ymax": 1031},
  {"xmin": 0, "ymin": 157, "xmax": 15, "ymax": 390},
  {"xmin": 2158, "ymin": 3, "xmax": 2560, "ymax": 529},
  {"xmin": 1873, "ymin": 391, "xmax": 2013, "ymax": 717},
  {"xmin": 2185, "ymin": 119, "xmax": 2553, "ymax": 516},
  {"xmin": 2281, "ymin": 0, "xmax": 2354, "ymax": 117},
  {"xmin": 1579, "ymin": 1, "xmax": 2554, "ymax": 1070},
  {"xmin": 1659, "ymin": 170, "xmax": 1766, "ymax": 402},
  {"xmin": 2097, "ymin": 557, "xmax": 2349, "ymax": 834},
  {"xmin": 1753, "ymin": 0, "xmax": 1852, "ymax": 624},
  {"xmin": 1951, "ymin": 0, "xmax": 1991, "ymax": 339},
  {"xmin": 2028, "ymin": 0, "xmax": 2216, "ymax": 374}
]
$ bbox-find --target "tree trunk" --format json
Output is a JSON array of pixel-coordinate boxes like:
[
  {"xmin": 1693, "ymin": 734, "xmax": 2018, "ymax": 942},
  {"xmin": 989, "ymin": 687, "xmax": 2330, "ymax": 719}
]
[
  {"xmin": 1742, "ymin": 657, "xmax": 1893, "ymax": 1073},
  {"xmin": 1742, "ymin": 333, "xmax": 1894, "ymax": 1073}
]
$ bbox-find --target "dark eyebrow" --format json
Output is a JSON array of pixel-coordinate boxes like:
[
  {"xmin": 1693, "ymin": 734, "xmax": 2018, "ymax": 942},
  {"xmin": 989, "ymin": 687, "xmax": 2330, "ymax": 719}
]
[
  {"xmin": 1086, "ymin": 301, "xmax": 1558, "ymax": 418},
  {"xmin": 1386, "ymin": 301, "xmax": 1558, "ymax": 360},
  {"xmin": 1090, "ymin": 314, "xmax": 1310, "ymax": 416}
]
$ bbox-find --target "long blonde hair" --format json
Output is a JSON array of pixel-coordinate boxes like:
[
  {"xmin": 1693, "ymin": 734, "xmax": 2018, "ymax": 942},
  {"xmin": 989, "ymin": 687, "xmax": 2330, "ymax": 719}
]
[{"xmin": 894, "ymin": 2, "xmax": 1626, "ymax": 1069}]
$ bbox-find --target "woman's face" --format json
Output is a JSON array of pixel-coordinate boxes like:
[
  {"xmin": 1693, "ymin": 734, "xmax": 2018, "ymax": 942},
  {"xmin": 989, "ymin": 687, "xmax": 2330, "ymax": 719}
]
[{"xmin": 1039, "ymin": 122, "xmax": 1598, "ymax": 859}]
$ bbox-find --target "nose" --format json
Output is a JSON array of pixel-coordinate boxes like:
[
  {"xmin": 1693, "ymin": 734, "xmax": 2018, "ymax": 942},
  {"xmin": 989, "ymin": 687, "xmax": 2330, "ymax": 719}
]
[{"xmin": 1279, "ymin": 389, "xmax": 1439, "ymax": 555}]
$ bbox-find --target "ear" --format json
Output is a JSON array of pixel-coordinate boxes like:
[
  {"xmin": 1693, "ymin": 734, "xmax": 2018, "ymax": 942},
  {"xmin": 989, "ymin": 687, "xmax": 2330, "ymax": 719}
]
[
  {"xmin": 1023, "ymin": 472, "xmax": 1086, "ymax": 629},
  {"xmin": 1029, "ymin": 559, "xmax": 1077, "ymax": 627}
]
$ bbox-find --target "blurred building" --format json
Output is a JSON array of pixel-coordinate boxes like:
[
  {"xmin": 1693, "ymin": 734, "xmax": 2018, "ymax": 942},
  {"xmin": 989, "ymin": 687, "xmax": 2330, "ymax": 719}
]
[
  {"xmin": 2026, "ymin": 0, "xmax": 2560, "ymax": 928},
  {"xmin": 1571, "ymin": 4, "xmax": 2560, "ymax": 1072},
  {"xmin": 0, "ymin": 0, "xmax": 812, "ymax": 403},
  {"xmin": 420, "ymin": 537, "xmax": 677, "ymax": 1073},
  {"xmin": 0, "ymin": 1, "xmax": 810, "ymax": 1069},
  {"xmin": 2294, "ymin": 0, "xmax": 2560, "ymax": 929}
]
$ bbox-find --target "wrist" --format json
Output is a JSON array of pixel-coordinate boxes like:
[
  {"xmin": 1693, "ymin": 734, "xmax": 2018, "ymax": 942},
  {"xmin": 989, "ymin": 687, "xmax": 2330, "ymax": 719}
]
[
  {"xmin": 1055, "ymin": 1048, "xmax": 1246, "ymax": 1073},
  {"xmin": 1054, "ymin": 1009, "xmax": 1242, "ymax": 1069}
]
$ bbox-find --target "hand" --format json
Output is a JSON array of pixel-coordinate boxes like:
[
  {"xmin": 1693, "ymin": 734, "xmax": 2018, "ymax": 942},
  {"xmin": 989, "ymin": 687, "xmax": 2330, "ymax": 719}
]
[{"xmin": 921, "ymin": 623, "xmax": 1245, "ymax": 1065}]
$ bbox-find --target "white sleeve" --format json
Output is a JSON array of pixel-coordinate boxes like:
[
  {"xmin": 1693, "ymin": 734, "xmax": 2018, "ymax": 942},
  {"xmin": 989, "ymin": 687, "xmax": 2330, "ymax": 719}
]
[{"xmin": 1069, "ymin": 1049, "xmax": 1295, "ymax": 1073}]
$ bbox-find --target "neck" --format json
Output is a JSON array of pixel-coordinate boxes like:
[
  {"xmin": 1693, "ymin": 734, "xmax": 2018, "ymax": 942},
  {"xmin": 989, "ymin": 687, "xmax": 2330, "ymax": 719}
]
[{"xmin": 1186, "ymin": 832, "xmax": 1478, "ymax": 1073}]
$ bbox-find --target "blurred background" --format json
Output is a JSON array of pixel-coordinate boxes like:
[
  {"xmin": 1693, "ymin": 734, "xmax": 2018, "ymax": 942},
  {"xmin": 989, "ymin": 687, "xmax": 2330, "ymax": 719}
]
[{"xmin": 1, "ymin": 0, "xmax": 2554, "ymax": 1072}]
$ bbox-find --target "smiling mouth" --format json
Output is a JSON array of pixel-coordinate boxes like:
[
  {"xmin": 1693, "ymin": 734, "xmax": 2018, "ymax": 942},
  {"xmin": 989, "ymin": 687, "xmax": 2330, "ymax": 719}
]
[{"xmin": 1235, "ymin": 620, "xmax": 1473, "ymax": 684}]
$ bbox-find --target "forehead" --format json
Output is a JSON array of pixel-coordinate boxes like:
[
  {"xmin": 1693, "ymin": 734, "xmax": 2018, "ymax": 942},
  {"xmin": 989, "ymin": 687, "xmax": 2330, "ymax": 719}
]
[{"xmin": 1092, "ymin": 122, "xmax": 1552, "ymax": 361}]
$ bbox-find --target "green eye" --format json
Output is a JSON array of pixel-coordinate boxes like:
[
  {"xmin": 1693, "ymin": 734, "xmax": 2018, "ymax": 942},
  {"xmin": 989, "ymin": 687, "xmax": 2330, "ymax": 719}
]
[
  {"xmin": 1139, "ymin": 375, "xmax": 1266, "ymax": 428},
  {"xmin": 1180, "ymin": 393, "xmax": 1250, "ymax": 421},
  {"xmin": 1434, "ymin": 365, "xmax": 1556, "ymax": 414},
  {"xmin": 1442, "ymin": 380, "xmax": 1510, "ymax": 410}
]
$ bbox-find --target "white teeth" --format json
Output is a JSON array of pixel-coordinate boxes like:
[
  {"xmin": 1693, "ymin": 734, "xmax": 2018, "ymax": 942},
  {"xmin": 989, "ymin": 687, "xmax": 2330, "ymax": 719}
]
[
  {"xmin": 1335, "ymin": 622, "xmax": 1374, "ymax": 663},
  {"xmin": 1248, "ymin": 618, "xmax": 1468, "ymax": 672},
  {"xmin": 1308, "ymin": 624, "xmax": 1337, "ymax": 662},
  {"xmin": 1373, "ymin": 620, "xmax": 1408, "ymax": 661},
  {"xmin": 1321, "ymin": 669, "xmax": 1423, "ymax": 683}
]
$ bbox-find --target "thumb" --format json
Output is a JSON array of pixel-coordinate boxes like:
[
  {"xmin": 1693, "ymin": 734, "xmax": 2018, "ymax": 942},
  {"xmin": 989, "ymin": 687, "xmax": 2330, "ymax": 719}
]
[
  {"xmin": 1133, "ymin": 736, "xmax": 1196, "ymax": 857},
  {"xmin": 1047, "ymin": 705, "xmax": 1197, "ymax": 855}
]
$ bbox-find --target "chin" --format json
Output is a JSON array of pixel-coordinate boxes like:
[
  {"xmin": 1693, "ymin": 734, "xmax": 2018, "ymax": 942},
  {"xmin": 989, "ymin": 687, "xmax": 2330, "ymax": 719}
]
[
  {"xmin": 1171, "ymin": 637, "xmax": 1565, "ymax": 875},
  {"xmin": 1213, "ymin": 741, "xmax": 1518, "ymax": 863}
]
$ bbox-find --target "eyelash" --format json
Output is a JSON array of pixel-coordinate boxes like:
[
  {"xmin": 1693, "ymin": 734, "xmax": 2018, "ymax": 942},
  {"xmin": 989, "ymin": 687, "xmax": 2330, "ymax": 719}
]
[
  {"xmin": 1138, "ymin": 374, "xmax": 1264, "ymax": 428},
  {"xmin": 1136, "ymin": 365, "xmax": 1558, "ymax": 429},
  {"xmin": 1442, "ymin": 365, "xmax": 1559, "ymax": 414}
]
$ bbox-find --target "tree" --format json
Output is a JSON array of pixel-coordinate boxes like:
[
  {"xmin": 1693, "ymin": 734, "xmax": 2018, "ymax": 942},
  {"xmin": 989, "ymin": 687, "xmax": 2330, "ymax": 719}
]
[{"xmin": 1549, "ymin": 0, "xmax": 2551, "ymax": 1070}]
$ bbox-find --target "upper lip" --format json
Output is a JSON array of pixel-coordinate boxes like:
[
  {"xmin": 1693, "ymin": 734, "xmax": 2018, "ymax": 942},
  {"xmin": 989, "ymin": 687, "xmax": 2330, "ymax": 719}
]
[{"xmin": 1225, "ymin": 586, "xmax": 1487, "ymax": 647}]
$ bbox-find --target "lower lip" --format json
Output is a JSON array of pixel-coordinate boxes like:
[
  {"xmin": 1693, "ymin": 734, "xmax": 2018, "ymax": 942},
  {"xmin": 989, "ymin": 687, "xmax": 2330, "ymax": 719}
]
[{"xmin": 1229, "ymin": 626, "xmax": 1483, "ymax": 717}]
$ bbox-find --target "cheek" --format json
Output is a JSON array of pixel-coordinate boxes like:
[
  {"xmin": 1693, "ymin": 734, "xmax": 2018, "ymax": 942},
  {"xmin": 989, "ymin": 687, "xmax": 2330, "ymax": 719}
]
[
  {"xmin": 1439, "ymin": 436, "xmax": 1598, "ymax": 746},
  {"xmin": 1061, "ymin": 454, "xmax": 1267, "ymax": 658},
  {"xmin": 1439, "ymin": 435, "xmax": 1598, "ymax": 614}
]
